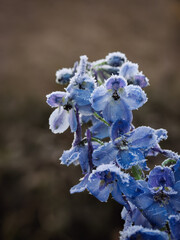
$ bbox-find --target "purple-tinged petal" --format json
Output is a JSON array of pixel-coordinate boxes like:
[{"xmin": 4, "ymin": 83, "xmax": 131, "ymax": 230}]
[
  {"xmin": 105, "ymin": 76, "xmax": 127, "ymax": 90},
  {"xmin": 49, "ymin": 108, "xmax": 69, "ymax": 134},
  {"xmin": 134, "ymin": 74, "xmax": 149, "ymax": 88},
  {"xmin": 120, "ymin": 61, "xmax": 139, "ymax": 80},
  {"xmin": 69, "ymin": 108, "xmax": 77, "ymax": 132},
  {"xmin": 148, "ymin": 166, "xmax": 175, "ymax": 188},
  {"xmin": 46, "ymin": 91, "xmax": 67, "ymax": 107},
  {"xmin": 122, "ymin": 85, "xmax": 147, "ymax": 110}
]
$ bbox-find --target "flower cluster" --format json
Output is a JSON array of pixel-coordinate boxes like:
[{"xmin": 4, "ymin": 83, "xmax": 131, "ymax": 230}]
[{"xmin": 46, "ymin": 52, "xmax": 180, "ymax": 240}]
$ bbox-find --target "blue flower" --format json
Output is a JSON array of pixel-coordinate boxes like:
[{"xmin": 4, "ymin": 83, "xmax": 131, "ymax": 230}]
[
  {"xmin": 60, "ymin": 144, "xmax": 89, "ymax": 174},
  {"xmin": 91, "ymin": 75, "xmax": 147, "ymax": 124},
  {"xmin": 66, "ymin": 55, "xmax": 95, "ymax": 115},
  {"xmin": 120, "ymin": 61, "xmax": 149, "ymax": 88},
  {"xmin": 106, "ymin": 52, "xmax": 127, "ymax": 67},
  {"xmin": 46, "ymin": 91, "xmax": 77, "ymax": 133},
  {"xmin": 70, "ymin": 164, "xmax": 142, "ymax": 206},
  {"xmin": 93, "ymin": 126, "xmax": 166, "ymax": 169},
  {"xmin": 120, "ymin": 226, "xmax": 168, "ymax": 240},
  {"xmin": 132, "ymin": 166, "xmax": 180, "ymax": 228},
  {"xmin": 56, "ymin": 68, "xmax": 74, "ymax": 85}
]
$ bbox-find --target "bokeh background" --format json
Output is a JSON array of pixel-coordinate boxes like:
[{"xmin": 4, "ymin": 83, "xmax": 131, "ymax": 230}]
[{"xmin": 0, "ymin": 0, "xmax": 180, "ymax": 239}]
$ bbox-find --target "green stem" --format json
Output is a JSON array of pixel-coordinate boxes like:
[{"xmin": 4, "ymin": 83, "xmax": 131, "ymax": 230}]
[
  {"xmin": 91, "ymin": 137, "xmax": 104, "ymax": 145},
  {"xmin": 93, "ymin": 112, "xmax": 110, "ymax": 127}
]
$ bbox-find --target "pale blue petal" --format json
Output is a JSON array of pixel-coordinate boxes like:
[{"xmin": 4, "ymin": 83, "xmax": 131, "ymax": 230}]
[
  {"xmin": 93, "ymin": 142, "xmax": 118, "ymax": 166},
  {"xmin": 120, "ymin": 61, "xmax": 139, "ymax": 80},
  {"xmin": 122, "ymin": 85, "xmax": 147, "ymax": 110},
  {"xmin": 116, "ymin": 149, "xmax": 146, "ymax": 169},
  {"xmin": 90, "ymin": 121, "xmax": 110, "ymax": 139},
  {"xmin": 70, "ymin": 174, "xmax": 89, "ymax": 194},
  {"xmin": 87, "ymin": 175, "xmax": 111, "ymax": 202},
  {"xmin": 103, "ymin": 98, "xmax": 132, "ymax": 124},
  {"xmin": 69, "ymin": 108, "xmax": 77, "ymax": 132},
  {"xmin": 46, "ymin": 91, "xmax": 67, "ymax": 107},
  {"xmin": 49, "ymin": 108, "xmax": 69, "ymax": 134},
  {"xmin": 91, "ymin": 85, "xmax": 110, "ymax": 111},
  {"xmin": 128, "ymin": 126, "xmax": 157, "ymax": 150}
]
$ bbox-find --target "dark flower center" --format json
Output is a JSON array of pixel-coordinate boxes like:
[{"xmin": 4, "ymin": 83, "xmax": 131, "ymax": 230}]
[
  {"xmin": 153, "ymin": 190, "xmax": 170, "ymax": 205},
  {"xmin": 63, "ymin": 103, "xmax": 72, "ymax": 111},
  {"xmin": 112, "ymin": 90, "xmax": 120, "ymax": 100}
]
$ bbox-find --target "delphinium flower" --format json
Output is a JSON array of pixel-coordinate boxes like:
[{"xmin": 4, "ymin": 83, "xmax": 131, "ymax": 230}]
[
  {"xmin": 46, "ymin": 52, "xmax": 179, "ymax": 240},
  {"xmin": 91, "ymin": 75, "xmax": 147, "ymax": 124},
  {"xmin": 46, "ymin": 91, "xmax": 78, "ymax": 133},
  {"xmin": 66, "ymin": 55, "xmax": 96, "ymax": 115},
  {"xmin": 93, "ymin": 125, "xmax": 167, "ymax": 170},
  {"xmin": 131, "ymin": 166, "xmax": 180, "ymax": 228},
  {"xmin": 120, "ymin": 61, "xmax": 149, "ymax": 88}
]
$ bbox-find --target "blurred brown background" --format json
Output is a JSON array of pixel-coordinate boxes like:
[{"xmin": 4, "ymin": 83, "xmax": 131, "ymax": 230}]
[{"xmin": 0, "ymin": 0, "xmax": 180, "ymax": 239}]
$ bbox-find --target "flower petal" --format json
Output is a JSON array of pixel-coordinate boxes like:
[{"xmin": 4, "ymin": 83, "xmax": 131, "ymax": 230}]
[
  {"xmin": 122, "ymin": 85, "xmax": 147, "ymax": 110},
  {"xmin": 92, "ymin": 142, "xmax": 118, "ymax": 166},
  {"xmin": 103, "ymin": 98, "xmax": 132, "ymax": 124},
  {"xmin": 49, "ymin": 108, "xmax": 69, "ymax": 133},
  {"xmin": 69, "ymin": 108, "xmax": 77, "ymax": 132},
  {"xmin": 91, "ymin": 85, "xmax": 110, "ymax": 111}
]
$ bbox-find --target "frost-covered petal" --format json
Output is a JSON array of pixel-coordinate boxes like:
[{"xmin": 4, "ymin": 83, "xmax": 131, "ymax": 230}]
[
  {"xmin": 69, "ymin": 108, "xmax": 77, "ymax": 132},
  {"xmin": 92, "ymin": 142, "xmax": 118, "ymax": 166},
  {"xmin": 155, "ymin": 128, "xmax": 168, "ymax": 142},
  {"xmin": 142, "ymin": 202, "xmax": 168, "ymax": 228},
  {"xmin": 90, "ymin": 121, "xmax": 110, "ymax": 139},
  {"xmin": 60, "ymin": 147, "xmax": 80, "ymax": 166},
  {"xmin": 116, "ymin": 149, "xmax": 146, "ymax": 169},
  {"xmin": 148, "ymin": 166, "xmax": 175, "ymax": 188},
  {"xmin": 111, "ymin": 182, "xmax": 128, "ymax": 206},
  {"xmin": 110, "ymin": 119, "xmax": 131, "ymax": 141},
  {"xmin": 49, "ymin": 108, "xmax": 69, "ymax": 134},
  {"xmin": 91, "ymin": 85, "xmax": 110, "ymax": 111},
  {"xmin": 169, "ymin": 214, "xmax": 180, "ymax": 240},
  {"xmin": 87, "ymin": 174, "xmax": 111, "ymax": 202},
  {"xmin": 122, "ymin": 85, "xmax": 147, "ymax": 110},
  {"xmin": 70, "ymin": 88, "xmax": 91, "ymax": 106},
  {"xmin": 120, "ymin": 225, "xmax": 168, "ymax": 240},
  {"xmin": 56, "ymin": 68, "xmax": 73, "ymax": 85},
  {"xmin": 46, "ymin": 91, "xmax": 67, "ymax": 107},
  {"xmin": 120, "ymin": 61, "xmax": 139, "ymax": 80},
  {"xmin": 128, "ymin": 126, "xmax": 158, "ymax": 150},
  {"xmin": 105, "ymin": 76, "xmax": 127, "ymax": 90},
  {"xmin": 103, "ymin": 98, "xmax": 132, "ymax": 124},
  {"xmin": 133, "ymin": 74, "xmax": 149, "ymax": 88},
  {"xmin": 106, "ymin": 52, "xmax": 126, "ymax": 67},
  {"xmin": 70, "ymin": 174, "xmax": 89, "ymax": 194}
]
